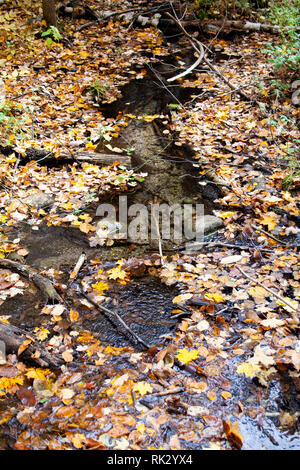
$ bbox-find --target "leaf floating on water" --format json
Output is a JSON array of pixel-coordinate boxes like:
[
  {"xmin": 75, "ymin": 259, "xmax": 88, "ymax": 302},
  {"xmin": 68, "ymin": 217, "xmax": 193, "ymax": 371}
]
[{"xmin": 223, "ymin": 419, "xmax": 243, "ymax": 449}]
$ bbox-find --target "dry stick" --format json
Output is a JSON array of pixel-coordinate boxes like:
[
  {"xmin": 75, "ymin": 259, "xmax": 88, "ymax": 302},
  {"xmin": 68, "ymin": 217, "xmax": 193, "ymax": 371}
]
[
  {"xmin": 152, "ymin": 208, "xmax": 165, "ymax": 266},
  {"xmin": 167, "ymin": 52, "xmax": 204, "ymax": 83},
  {"xmin": 166, "ymin": 12, "xmax": 254, "ymax": 102},
  {"xmin": 184, "ymin": 241, "xmax": 274, "ymax": 253},
  {"xmin": 80, "ymin": 290, "xmax": 150, "ymax": 349},
  {"xmin": 152, "ymin": 387, "xmax": 184, "ymax": 397},
  {"xmin": 251, "ymin": 224, "xmax": 288, "ymax": 246},
  {"xmin": 0, "ymin": 258, "xmax": 62, "ymax": 303},
  {"xmin": 236, "ymin": 266, "xmax": 299, "ymax": 315},
  {"xmin": 69, "ymin": 252, "xmax": 86, "ymax": 281}
]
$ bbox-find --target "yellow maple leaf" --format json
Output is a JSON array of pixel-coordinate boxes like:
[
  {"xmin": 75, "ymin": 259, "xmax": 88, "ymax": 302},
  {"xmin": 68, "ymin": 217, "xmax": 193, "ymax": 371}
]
[
  {"xmin": 85, "ymin": 142, "xmax": 97, "ymax": 150},
  {"xmin": 205, "ymin": 292, "xmax": 225, "ymax": 303},
  {"xmin": 217, "ymin": 211, "xmax": 236, "ymax": 219},
  {"xmin": 18, "ymin": 339, "xmax": 32, "ymax": 356},
  {"xmin": 92, "ymin": 281, "xmax": 109, "ymax": 294},
  {"xmin": 79, "ymin": 50, "xmax": 89, "ymax": 58},
  {"xmin": 221, "ymin": 391, "xmax": 232, "ymax": 399},
  {"xmin": 215, "ymin": 110, "xmax": 228, "ymax": 120},
  {"xmin": 25, "ymin": 368, "xmax": 52, "ymax": 380},
  {"xmin": 257, "ymin": 213, "xmax": 278, "ymax": 231},
  {"xmin": 132, "ymin": 381, "xmax": 153, "ymax": 397},
  {"xmin": 67, "ymin": 432, "xmax": 86, "ymax": 449},
  {"xmin": 107, "ymin": 266, "xmax": 128, "ymax": 281},
  {"xmin": 79, "ymin": 221, "xmax": 95, "ymax": 233},
  {"xmin": 69, "ymin": 309, "xmax": 79, "ymax": 322},
  {"xmin": 236, "ymin": 362, "xmax": 260, "ymax": 378},
  {"xmin": 172, "ymin": 293, "xmax": 193, "ymax": 304},
  {"xmin": 34, "ymin": 327, "xmax": 50, "ymax": 341},
  {"xmin": 0, "ymin": 376, "xmax": 23, "ymax": 392},
  {"xmin": 206, "ymin": 390, "xmax": 217, "ymax": 401},
  {"xmin": 175, "ymin": 348, "xmax": 199, "ymax": 364}
]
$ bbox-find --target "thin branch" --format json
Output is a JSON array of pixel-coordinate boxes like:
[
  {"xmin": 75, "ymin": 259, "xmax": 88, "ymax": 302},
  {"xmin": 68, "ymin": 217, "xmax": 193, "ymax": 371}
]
[
  {"xmin": 152, "ymin": 387, "xmax": 184, "ymax": 396},
  {"xmin": 251, "ymin": 224, "xmax": 288, "ymax": 246},
  {"xmin": 237, "ymin": 266, "xmax": 299, "ymax": 315},
  {"xmin": 152, "ymin": 202, "xmax": 165, "ymax": 266},
  {"xmin": 69, "ymin": 252, "xmax": 86, "ymax": 280},
  {"xmin": 167, "ymin": 53, "xmax": 204, "ymax": 82},
  {"xmin": 183, "ymin": 241, "xmax": 274, "ymax": 253},
  {"xmin": 166, "ymin": 12, "xmax": 254, "ymax": 102}
]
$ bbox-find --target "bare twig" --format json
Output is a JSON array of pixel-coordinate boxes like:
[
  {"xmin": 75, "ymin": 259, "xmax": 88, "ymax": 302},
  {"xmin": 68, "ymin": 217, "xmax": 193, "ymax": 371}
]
[
  {"xmin": 167, "ymin": 52, "xmax": 204, "ymax": 82},
  {"xmin": 152, "ymin": 206, "xmax": 165, "ymax": 266},
  {"xmin": 152, "ymin": 387, "xmax": 184, "ymax": 396},
  {"xmin": 237, "ymin": 266, "xmax": 299, "ymax": 315},
  {"xmin": 183, "ymin": 241, "xmax": 274, "ymax": 253},
  {"xmin": 69, "ymin": 252, "xmax": 86, "ymax": 281},
  {"xmin": 251, "ymin": 224, "xmax": 288, "ymax": 246}
]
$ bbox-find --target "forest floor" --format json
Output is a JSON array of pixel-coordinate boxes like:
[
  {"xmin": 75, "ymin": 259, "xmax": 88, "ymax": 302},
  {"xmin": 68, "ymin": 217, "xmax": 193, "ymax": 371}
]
[{"xmin": 0, "ymin": 0, "xmax": 299, "ymax": 451}]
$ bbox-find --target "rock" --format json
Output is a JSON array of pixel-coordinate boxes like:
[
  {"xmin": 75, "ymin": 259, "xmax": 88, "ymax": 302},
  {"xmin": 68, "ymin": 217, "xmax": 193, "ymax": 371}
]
[
  {"xmin": 22, "ymin": 193, "xmax": 55, "ymax": 209},
  {"xmin": 250, "ymin": 175, "xmax": 266, "ymax": 190},
  {"xmin": 184, "ymin": 215, "xmax": 224, "ymax": 252},
  {"xmin": 197, "ymin": 215, "xmax": 224, "ymax": 235}
]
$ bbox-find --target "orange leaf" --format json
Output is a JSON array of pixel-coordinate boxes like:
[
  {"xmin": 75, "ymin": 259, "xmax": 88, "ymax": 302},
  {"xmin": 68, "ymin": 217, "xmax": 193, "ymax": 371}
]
[
  {"xmin": 223, "ymin": 419, "xmax": 243, "ymax": 449},
  {"xmin": 18, "ymin": 339, "xmax": 32, "ymax": 356}
]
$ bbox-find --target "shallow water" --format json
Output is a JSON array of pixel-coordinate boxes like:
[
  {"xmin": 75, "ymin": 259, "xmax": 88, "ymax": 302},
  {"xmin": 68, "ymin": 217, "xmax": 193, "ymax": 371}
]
[{"xmin": 80, "ymin": 277, "xmax": 179, "ymax": 347}]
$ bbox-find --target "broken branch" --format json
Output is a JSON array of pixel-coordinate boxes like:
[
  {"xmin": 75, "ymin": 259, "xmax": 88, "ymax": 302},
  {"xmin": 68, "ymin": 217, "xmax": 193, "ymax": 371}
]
[
  {"xmin": 0, "ymin": 258, "xmax": 62, "ymax": 303},
  {"xmin": 166, "ymin": 12, "xmax": 254, "ymax": 102}
]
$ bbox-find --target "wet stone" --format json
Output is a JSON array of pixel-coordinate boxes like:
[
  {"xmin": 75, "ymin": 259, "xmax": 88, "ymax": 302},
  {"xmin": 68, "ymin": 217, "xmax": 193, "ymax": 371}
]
[
  {"xmin": 15, "ymin": 192, "xmax": 55, "ymax": 210},
  {"xmin": 198, "ymin": 214, "xmax": 224, "ymax": 235}
]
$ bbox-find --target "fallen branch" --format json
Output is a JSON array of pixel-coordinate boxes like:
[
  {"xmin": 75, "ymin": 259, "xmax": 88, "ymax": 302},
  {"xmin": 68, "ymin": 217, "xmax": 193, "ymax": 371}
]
[
  {"xmin": 27, "ymin": 151, "xmax": 132, "ymax": 168},
  {"xmin": 152, "ymin": 387, "xmax": 184, "ymax": 397},
  {"xmin": 0, "ymin": 258, "xmax": 62, "ymax": 303},
  {"xmin": 237, "ymin": 266, "xmax": 299, "ymax": 316},
  {"xmin": 174, "ymin": 18, "xmax": 282, "ymax": 34},
  {"xmin": 201, "ymin": 19, "xmax": 281, "ymax": 35},
  {"xmin": 152, "ymin": 205, "xmax": 165, "ymax": 266},
  {"xmin": 166, "ymin": 12, "xmax": 254, "ymax": 102},
  {"xmin": 0, "ymin": 322, "xmax": 63, "ymax": 367},
  {"xmin": 80, "ymin": 290, "xmax": 150, "ymax": 349},
  {"xmin": 167, "ymin": 51, "xmax": 204, "ymax": 83},
  {"xmin": 183, "ymin": 241, "xmax": 274, "ymax": 253}
]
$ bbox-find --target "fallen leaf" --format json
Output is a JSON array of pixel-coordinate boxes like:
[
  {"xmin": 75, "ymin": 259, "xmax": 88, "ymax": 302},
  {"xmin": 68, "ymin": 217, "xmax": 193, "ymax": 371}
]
[
  {"xmin": 175, "ymin": 348, "xmax": 199, "ymax": 364},
  {"xmin": 223, "ymin": 419, "xmax": 243, "ymax": 449}
]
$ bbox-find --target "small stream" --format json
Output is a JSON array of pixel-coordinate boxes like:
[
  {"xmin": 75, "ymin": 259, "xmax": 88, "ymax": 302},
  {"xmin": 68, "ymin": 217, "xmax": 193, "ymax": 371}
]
[{"xmin": 1, "ymin": 55, "xmax": 299, "ymax": 450}]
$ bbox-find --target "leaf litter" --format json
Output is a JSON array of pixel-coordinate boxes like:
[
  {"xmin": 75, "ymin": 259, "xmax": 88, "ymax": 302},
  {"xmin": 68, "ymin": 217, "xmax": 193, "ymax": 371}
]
[{"xmin": 0, "ymin": 0, "xmax": 299, "ymax": 451}]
